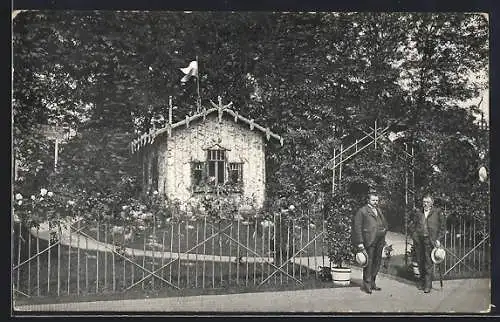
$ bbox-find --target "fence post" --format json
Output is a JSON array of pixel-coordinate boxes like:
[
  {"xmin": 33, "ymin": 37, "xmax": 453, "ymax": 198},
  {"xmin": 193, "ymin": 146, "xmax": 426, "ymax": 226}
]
[
  {"xmin": 77, "ymin": 220, "xmax": 80, "ymax": 295},
  {"xmin": 47, "ymin": 224, "xmax": 51, "ymax": 295},
  {"xmin": 195, "ymin": 221, "xmax": 198, "ymax": 288},
  {"xmin": 202, "ymin": 217, "xmax": 206, "ymax": 288},
  {"xmin": 253, "ymin": 218, "xmax": 257, "ymax": 285},
  {"xmin": 246, "ymin": 218, "xmax": 250, "ymax": 287},
  {"xmin": 36, "ymin": 228, "xmax": 40, "ymax": 297},
  {"xmin": 96, "ymin": 221, "xmax": 99, "ymax": 293}
]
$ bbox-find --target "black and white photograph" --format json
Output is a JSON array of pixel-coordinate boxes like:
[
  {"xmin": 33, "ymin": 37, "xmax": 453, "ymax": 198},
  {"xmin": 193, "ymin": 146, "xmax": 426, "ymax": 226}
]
[{"xmin": 11, "ymin": 10, "xmax": 491, "ymax": 314}]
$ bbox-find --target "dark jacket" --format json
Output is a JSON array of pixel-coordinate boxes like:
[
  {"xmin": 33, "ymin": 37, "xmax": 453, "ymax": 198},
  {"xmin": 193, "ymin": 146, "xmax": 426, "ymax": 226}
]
[
  {"xmin": 413, "ymin": 207, "xmax": 446, "ymax": 245},
  {"xmin": 352, "ymin": 204, "xmax": 389, "ymax": 247}
]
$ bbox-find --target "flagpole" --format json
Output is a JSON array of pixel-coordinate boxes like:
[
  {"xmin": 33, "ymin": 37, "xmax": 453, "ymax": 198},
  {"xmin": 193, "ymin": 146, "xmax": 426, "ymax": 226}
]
[{"xmin": 196, "ymin": 55, "xmax": 201, "ymax": 113}]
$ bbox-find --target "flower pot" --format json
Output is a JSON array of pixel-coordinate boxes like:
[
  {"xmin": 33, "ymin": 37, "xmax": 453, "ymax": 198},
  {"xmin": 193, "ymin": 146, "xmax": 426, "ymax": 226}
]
[
  {"xmin": 411, "ymin": 261, "xmax": 420, "ymax": 279},
  {"xmin": 331, "ymin": 267, "xmax": 351, "ymax": 286}
]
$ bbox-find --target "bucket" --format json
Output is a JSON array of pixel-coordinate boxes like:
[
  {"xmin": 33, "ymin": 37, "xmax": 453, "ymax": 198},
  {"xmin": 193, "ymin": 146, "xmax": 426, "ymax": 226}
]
[
  {"xmin": 331, "ymin": 267, "xmax": 351, "ymax": 286},
  {"xmin": 411, "ymin": 261, "xmax": 420, "ymax": 279}
]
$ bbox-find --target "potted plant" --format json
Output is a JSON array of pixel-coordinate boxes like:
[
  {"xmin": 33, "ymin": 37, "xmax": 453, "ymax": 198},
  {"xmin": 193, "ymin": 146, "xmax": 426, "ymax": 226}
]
[{"xmin": 325, "ymin": 192, "xmax": 355, "ymax": 286}]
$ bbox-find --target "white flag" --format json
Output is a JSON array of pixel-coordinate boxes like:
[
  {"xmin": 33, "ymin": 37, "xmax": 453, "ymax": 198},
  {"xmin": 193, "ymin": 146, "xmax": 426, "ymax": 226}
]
[
  {"xmin": 180, "ymin": 60, "xmax": 198, "ymax": 83},
  {"xmin": 388, "ymin": 131, "xmax": 406, "ymax": 142}
]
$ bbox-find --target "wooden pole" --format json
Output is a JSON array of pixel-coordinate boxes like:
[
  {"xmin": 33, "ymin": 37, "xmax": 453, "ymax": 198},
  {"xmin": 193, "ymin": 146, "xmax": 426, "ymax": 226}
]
[
  {"xmin": 123, "ymin": 224, "xmax": 126, "ymax": 290},
  {"xmin": 212, "ymin": 224, "xmax": 215, "ymax": 288},
  {"xmin": 186, "ymin": 221, "xmax": 189, "ymax": 288},
  {"xmin": 77, "ymin": 220, "xmax": 80, "ymax": 295},
  {"xmin": 28, "ymin": 224, "xmax": 31, "ymax": 296},
  {"xmin": 299, "ymin": 225, "xmax": 303, "ymax": 281},
  {"xmin": 261, "ymin": 220, "xmax": 265, "ymax": 284},
  {"xmin": 273, "ymin": 213, "xmax": 277, "ymax": 284},
  {"xmin": 313, "ymin": 213, "xmax": 318, "ymax": 279},
  {"xmin": 254, "ymin": 218, "xmax": 257, "ymax": 285},
  {"xmin": 195, "ymin": 222, "xmax": 198, "ymax": 288},
  {"xmin": 332, "ymin": 149, "xmax": 336, "ymax": 195},
  {"xmin": 112, "ymin": 232, "xmax": 116, "ymax": 292},
  {"xmin": 86, "ymin": 237, "xmax": 89, "ymax": 292},
  {"xmin": 268, "ymin": 220, "xmax": 272, "ymax": 284},
  {"xmin": 170, "ymin": 222, "xmax": 174, "ymax": 284},
  {"xmin": 202, "ymin": 217, "xmax": 206, "ymax": 288},
  {"xmin": 142, "ymin": 230, "xmax": 146, "ymax": 289},
  {"xmin": 196, "ymin": 55, "xmax": 201, "ymax": 113},
  {"xmin": 131, "ymin": 233, "xmax": 135, "ymax": 286},
  {"xmin": 54, "ymin": 138, "xmax": 59, "ymax": 170},
  {"xmin": 67, "ymin": 224, "xmax": 72, "ymax": 295},
  {"xmin": 339, "ymin": 144, "xmax": 343, "ymax": 190},
  {"xmin": 168, "ymin": 96, "xmax": 173, "ymax": 125},
  {"xmin": 229, "ymin": 222, "xmax": 233, "ymax": 284},
  {"xmin": 322, "ymin": 219, "xmax": 325, "ymax": 269},
  {"xmin": 96, "ymin": 221, "xmax": 99, "ymax": 293},
  {"xmin": 286, "ymin": 219, "xmax": 290, "ymax": 283},
  {"xmin": 161, "ymin": 230, "xmax": 166, "ymax": 288},
  {"xmin": 404, "ymin": 143, "xmax": 409, "ymax": 268},
  {"xmin": 307, "ymin": 213, "xmax": 310, "ymax": 278},
  {"xmin": 47, "ymin": 225, "xmax": 51, "ymax": 295},
  {"xmin": 246, "ymin": 219, "xmax": 250, "ymax": 286},
  {"xmin": 36, "ymin": 228, "xmax": 40, "ymax": 296},
  {"xmin": 178, "ymin": 223, "xmax": 181, "ymax": 288},
  {"xmin": 279, "ymin": 213, "xmax": 283, "ymax": 284},
  {"xmin": 237, "ymin": 217, "xmax": 241, "ymax": 285},
  {"xmin": 292, "ymin": 219, "xmax": 296, "ymax": 281},
  {"xmin": 57, "ymin": 219, "xmax": 61, "ymax": 296},
  {"xmin": 473, "ymin": 219, "xmax": 476, "ymax": 271},
  {"xmin": 104, "ymin": 223, "xmax": 108, "ymax": 291},
  {"xmin": 219, "ymin": 221, "xmax": 223, "ymax": 286}
]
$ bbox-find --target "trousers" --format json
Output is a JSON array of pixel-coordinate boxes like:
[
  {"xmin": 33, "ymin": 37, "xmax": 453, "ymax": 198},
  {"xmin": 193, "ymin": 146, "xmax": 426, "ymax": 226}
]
[
  {"xmin": 414, "ymin": 235, "xmax": 434, "ymax": 289},
  {"xmin": 363, "ymin": 232, "xmax": 385, "ymax": 287}
]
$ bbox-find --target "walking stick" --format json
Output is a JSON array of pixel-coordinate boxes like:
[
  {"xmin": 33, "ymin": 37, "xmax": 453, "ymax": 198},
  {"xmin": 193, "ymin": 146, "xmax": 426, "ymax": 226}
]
[{"xmin": 438, "ymin": 263, "xmax": 443, "ymax": 288}]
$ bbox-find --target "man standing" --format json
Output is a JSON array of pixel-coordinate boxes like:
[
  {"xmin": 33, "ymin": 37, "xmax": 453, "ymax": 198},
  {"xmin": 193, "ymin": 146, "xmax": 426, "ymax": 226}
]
[
  {"xmin": 352, "ymin": 192, "xmax": 389, "ymax": 294},
  {"xmin": 412, "ymin": 195, "xmax": 446, "ymax": 293}
]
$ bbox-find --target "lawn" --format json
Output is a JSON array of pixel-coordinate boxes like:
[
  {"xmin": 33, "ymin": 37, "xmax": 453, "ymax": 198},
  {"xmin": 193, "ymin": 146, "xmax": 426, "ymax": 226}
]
[
  {"xmin": 13, "ymin": 222, "xmax": 352, "ymax": 305},
  {"xmin": 80, "ymin": 217, "xmax": 327, "ymax": 260}
]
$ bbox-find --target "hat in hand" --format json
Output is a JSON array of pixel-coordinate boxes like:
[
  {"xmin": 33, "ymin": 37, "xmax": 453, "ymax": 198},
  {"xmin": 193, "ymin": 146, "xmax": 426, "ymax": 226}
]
[
  {"xmin": 355, "ymin": 250, "xmax": 368, "ymax": 268},
  {"xmin": 431, "ymin": 247, "xmax": 446, "ymax": 264}
]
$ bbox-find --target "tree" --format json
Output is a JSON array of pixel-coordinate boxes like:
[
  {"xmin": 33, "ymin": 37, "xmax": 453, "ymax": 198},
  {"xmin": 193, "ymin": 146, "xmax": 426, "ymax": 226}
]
[{"xmin": 12, "ymin": 11, "xmax": 489, "ymax": 227}]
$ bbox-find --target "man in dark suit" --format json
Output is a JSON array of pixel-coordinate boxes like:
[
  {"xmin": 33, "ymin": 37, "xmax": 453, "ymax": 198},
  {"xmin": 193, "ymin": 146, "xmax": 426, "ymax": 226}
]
[
  {"xmin": 352, "ymin": 192, "xmax": 389, "ymax": 294},
  {"xmin": 412, "ymin": 195, "xmax": 446, "ymax": 293}
]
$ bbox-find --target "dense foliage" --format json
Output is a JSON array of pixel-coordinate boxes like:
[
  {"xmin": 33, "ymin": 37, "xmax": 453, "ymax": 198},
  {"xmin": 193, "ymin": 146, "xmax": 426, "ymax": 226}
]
[{"xmin": 13, "ymin": 12, "xmax": 489, "ymax": 241}]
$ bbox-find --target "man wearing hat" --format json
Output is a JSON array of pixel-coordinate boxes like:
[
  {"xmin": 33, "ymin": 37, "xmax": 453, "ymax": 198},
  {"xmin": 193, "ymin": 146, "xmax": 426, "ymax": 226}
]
[
  {"xmin": 412, "ymin": 194, "xmax": 446, "ymax": 293},
  {"xmin": 352, "ymin": 191, "xmax": 388, "ymax": 294}
]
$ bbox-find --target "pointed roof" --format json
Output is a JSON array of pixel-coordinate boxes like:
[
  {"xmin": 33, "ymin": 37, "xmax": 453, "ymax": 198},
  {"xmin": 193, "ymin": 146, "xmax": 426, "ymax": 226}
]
[{"xmin": 130, "ymin": 101, "xmax": 283, "ymax": 154}]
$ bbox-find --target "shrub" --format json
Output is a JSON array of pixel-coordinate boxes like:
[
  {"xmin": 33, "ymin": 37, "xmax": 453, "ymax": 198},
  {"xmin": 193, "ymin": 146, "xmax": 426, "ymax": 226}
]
[{"xmin": 324, "ymin": 192, "xmax": 355, "ymax": 268}]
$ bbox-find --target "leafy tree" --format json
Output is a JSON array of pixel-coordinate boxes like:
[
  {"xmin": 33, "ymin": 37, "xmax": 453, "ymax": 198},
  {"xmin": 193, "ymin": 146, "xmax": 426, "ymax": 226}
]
[{"xmin": 12, "ymin": 11, "xmax": 489, "ymax": 232}]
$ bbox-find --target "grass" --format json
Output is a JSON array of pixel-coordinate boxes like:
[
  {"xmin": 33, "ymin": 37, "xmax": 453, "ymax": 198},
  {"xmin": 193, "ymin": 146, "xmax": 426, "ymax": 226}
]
[
  {"xmin": 13, "ymin": 220, "xmax": 490, "ymax": 305},
  {"xmin": 81, "ymin": 218, "xmax": 326, "ymax": 259},
  {"xmin": 13, "ymin": 223, "xmax": 353, "ymax": 306}
]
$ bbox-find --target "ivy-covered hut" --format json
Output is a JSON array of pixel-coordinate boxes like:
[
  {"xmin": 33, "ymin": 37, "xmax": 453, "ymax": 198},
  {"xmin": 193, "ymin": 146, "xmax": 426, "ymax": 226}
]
[{"xmin": 130, "ymin": 97, "xmax": 283, "ymax": 209}]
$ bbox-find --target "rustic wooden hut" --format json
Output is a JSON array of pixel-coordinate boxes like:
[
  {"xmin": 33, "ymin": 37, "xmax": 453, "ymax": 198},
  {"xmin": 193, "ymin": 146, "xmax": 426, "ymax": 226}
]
[{"xmin": 130, "ymin": 97, "xmax": 283, "ymax": 209}]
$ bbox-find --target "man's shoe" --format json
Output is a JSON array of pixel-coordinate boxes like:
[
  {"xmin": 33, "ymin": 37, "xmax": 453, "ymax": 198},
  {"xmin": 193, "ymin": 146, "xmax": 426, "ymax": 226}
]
[
  {"xmin": 371, "ymin": 285, "xmax": 382, "ymax": 291},
  {"xmin": 424, "ymin": 288, "xmax": 431, "ymax": 293},
  {"xmin": 361, "ymin": 283, "xmax": 372, "ymax": 294}
]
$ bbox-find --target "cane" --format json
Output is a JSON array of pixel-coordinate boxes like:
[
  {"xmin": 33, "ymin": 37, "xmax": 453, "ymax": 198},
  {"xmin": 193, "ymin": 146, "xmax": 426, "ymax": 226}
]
[{"xmin": 438, "ymin": 262, "xmax": 443, "ymax": 288}]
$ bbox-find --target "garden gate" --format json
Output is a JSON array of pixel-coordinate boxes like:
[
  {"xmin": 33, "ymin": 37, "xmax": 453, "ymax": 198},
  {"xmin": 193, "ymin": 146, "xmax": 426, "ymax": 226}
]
[{"xmin": 13, "ymin": 203, "xmax": 329, "ymax": 300}]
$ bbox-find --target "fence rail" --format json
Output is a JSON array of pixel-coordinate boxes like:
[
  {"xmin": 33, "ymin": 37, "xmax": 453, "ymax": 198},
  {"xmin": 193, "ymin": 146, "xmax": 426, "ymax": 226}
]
[
  {"xmin": 12, "ymin": 212, "xmax": 326, "ymax": 298},
  {"xmin": 12, "ymin": 210, "xmax": 490, "ymax": 299},
  {"xmin": 440, "ymin": 215, "xmax": 490, "ymax": 279}
]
